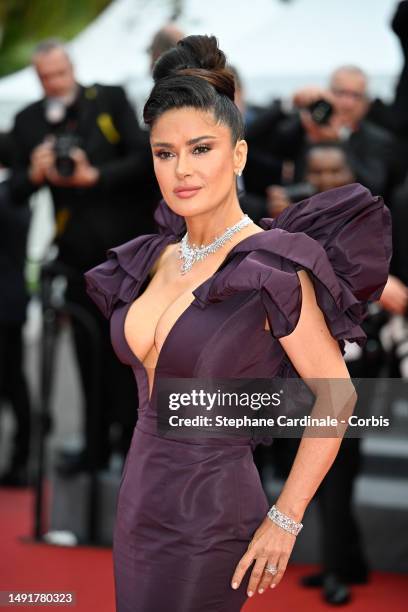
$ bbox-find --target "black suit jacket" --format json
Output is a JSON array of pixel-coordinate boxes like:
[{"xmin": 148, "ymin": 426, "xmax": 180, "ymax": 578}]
[
  {"xmin": 10, "ymin": 83, "xmax": 160, "ymax": 271},
  {"xmin": 0, "ymin": 181, "xmax": 30, "ymax": 322}
]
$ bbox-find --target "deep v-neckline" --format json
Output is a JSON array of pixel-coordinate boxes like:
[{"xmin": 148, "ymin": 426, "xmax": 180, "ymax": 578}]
[
  {"xmin": 121, "ymin": 230, "xmax": 264, "ymax": 401},
  {"xmin": 122, "ymin": 292, "xmax": 195, "ymax": 402}
]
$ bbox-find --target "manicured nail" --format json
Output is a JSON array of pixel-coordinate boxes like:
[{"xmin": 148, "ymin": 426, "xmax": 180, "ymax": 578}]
[
  {"xmin": 247, "ymin": 590, "xmax": 253, "ymax": 597},
  {"xmin": 270, "ymin": 583, "xmax": 276, "ymax": 589},
  {"xmin": 258, "ymin": 588, "xmax": 264, "ymax": 594},
  {"xmin": 232, "ymin": 582, "xmax": 238, "ymax": 590}
]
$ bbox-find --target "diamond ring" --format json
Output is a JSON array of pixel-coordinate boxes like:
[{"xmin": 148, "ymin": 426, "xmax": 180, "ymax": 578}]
[{"xmin": 265, "ymin": 564, "xmax": 278, "ymax": 575}]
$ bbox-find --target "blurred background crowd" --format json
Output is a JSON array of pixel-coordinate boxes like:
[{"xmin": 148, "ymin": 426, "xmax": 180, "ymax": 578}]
[{"xmin": 0, "ymin": 0, "xmax": 407, "ymax": 608}]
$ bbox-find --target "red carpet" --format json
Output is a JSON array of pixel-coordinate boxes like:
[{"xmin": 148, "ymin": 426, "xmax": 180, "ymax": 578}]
[{"xmin": 0, "ymin": 488, "xmax": 406, "ymax": 611}]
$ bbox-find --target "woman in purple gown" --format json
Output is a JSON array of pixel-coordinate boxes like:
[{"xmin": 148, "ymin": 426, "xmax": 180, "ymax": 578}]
[{"xmin": 84, "ymin": 35, "xmax": 392, "ymax": 612}]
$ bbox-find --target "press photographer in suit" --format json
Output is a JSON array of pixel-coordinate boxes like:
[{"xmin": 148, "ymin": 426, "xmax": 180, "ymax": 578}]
[{"xmin": 10, "ymin": 39, "xmax": 160, "ymax": 473}]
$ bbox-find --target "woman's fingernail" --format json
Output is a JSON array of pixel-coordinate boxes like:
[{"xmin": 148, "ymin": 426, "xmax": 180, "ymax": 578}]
[
  {"xmin": 247, "ymin": 590, "xmax": 253, "ymax": 597},
  {"xmin": 270, "ymin": 583, "xmax": 276, "ymax": 589},
  {"xmin": 258, "ymin": 588, "xmax": 264, "ymax": 594},
  {"xmin": 231, "ymin": 582, "xmax": 238, "ymax": 590}
]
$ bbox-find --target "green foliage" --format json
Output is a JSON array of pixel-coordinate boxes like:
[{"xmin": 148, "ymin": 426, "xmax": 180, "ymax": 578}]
[{"xmin": 0, "ymin": 0, "xmax": 112, "ymax": 77}]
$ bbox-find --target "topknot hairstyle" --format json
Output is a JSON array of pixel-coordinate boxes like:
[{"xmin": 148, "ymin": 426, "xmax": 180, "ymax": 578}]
[{"xmin": 143, "ymin": 35, "xmax": 244, "ymax": 143}]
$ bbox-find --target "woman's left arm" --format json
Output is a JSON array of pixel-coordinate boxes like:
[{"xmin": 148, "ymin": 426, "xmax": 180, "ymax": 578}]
[{"xmin": 231, "ymin": 269, "xmax": 357, "ymax": 598}]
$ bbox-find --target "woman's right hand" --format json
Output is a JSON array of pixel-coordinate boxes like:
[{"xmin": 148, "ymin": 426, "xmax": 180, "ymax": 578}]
[{"xmin": 231, "ymin": 514, "xmax": 297, "ymax": 597}]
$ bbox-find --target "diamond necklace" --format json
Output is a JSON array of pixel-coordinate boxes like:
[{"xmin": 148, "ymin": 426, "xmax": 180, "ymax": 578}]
[{"xmin": 178, "ymin": 214, "xmax": 253, "ymax": 274}]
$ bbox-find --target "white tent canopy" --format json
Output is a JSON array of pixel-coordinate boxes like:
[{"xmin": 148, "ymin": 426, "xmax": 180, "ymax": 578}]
[{"xmin": 0, "ymin": 0, "xmax": 402, "ymax": 130}]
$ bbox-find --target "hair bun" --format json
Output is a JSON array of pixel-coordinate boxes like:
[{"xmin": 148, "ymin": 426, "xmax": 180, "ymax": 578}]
[
  {"xmin": 152, "ymin": 34, "xmax": 235, "ymax": 101},
  {"xmin": 178, "ymin": 35, "xmax": 226, "ymax": 71}
]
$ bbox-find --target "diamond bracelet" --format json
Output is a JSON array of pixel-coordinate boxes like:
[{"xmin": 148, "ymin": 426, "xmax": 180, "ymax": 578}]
[{"xmin": 267, "ymin": 504, "xmax": 303, "ymax": 536}]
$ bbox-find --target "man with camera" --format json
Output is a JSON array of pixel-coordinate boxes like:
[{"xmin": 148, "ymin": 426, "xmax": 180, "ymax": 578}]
[
  {"xmin": 245, "ymin": 64, "xmax": 400, "ymax": 208},
  {"xmin": 10, "ymin": 39, "xmax": 160, "ymax": 474},
  {"xmin": 278, "ymin": 66, "xmax": 400, "ymax": 198}
]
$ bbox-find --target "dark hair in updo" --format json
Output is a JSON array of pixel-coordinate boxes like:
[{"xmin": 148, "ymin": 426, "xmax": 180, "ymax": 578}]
[{"xmin": 143, "ymin": 35, "xmax": 244, "ymax": 143}]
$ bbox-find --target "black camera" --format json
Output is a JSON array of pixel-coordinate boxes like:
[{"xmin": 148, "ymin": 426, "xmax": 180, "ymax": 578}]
[
  {"xmin": 308, "ymin": 98, "xmax": 333, "ymax": 125},
  {"xmin": 54, "ymin": 133, "xmax": 82, "ymax": 178}
]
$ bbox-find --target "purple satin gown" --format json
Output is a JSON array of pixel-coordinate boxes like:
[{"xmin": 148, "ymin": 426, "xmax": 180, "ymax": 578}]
[{"xmin": 84, "ymin": 183, "xmax": 392, "ymax": 612}]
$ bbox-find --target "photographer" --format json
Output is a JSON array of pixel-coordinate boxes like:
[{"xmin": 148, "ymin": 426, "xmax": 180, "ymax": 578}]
[
  {"xmin": 279, "ymin": 67, "xmax": 400, "ymax": 199},
  {"xmin": 10, "ymin": 39, "xmax": 160, "ymax": 473},
  {"xmin": 11, "ymin": 38, "xmax": 158, "ymax": 268},
  {"xmin": 247, "ymin": 65, "xmax": 399, "ymax": 207}
]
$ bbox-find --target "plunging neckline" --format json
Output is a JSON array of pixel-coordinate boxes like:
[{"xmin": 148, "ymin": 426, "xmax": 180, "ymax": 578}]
[{"xmin": 122, "ymin": 229, "xmax": 265, "ymax": 402}]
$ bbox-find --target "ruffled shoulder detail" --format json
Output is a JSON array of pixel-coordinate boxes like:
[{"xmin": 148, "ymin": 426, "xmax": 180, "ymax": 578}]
[
  {"xmin": 84, "ymin": 200, "xmax": 183, "ymax": 318},
  {"xmin": 84, "ymin": 233, "xmax": 173, "ymax": 318},
  {"xmin": 193, "ymin": 183, "xmax": 392, "ymax": 351}
]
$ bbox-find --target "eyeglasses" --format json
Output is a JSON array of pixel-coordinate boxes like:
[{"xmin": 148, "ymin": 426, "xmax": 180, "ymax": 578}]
[{"xmin": 331, "ymin": 87, "xmax": 367, "ymax": 102}]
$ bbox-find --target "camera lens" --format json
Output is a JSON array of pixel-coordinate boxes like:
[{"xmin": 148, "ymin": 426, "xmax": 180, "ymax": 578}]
[{"xmin": 308, "ymin": 99, "xmax": 333, "ymax": 125}]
